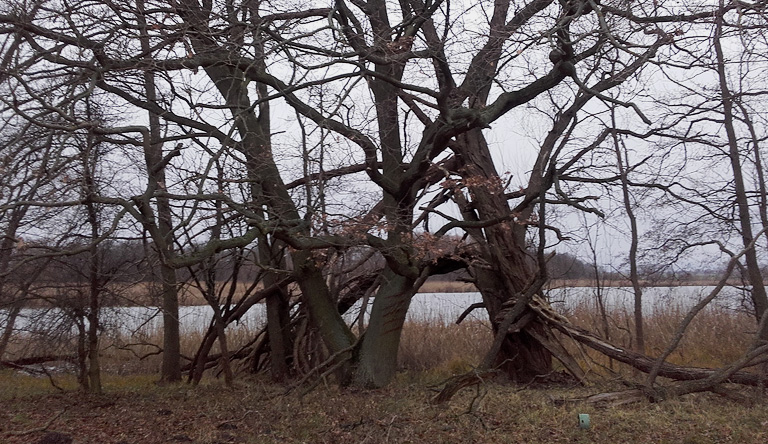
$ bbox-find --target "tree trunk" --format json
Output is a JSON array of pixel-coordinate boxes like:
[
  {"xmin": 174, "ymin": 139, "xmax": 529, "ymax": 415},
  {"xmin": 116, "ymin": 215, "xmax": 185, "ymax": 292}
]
[
  {"xmin": 293, "ymin": 252, "xmax": 356, "ymax": 378},
  {"xmin": 713, "ymin": 10, "xmax": 768, "ymax": 337},
  {"xmin": 353, "ymin": 270, "xmax": 416, "ymax": 388},
  {"xmin": 85, "ymin": 228, "xmax": 102, "ymax": 394},
  {"xmin": 0, "ymin": 301, "xmax": 21, "ymax": 360},
  {"xmin": 137, "ymin": 0, "xmax": 181, "ymax": 383},
  {"xmin": 454, "ymin": 129, "xmax": 552, "ymax": 382},
  {"xmin": 189, "ymin": 325, "xmax": 217, "ymax": 385},
  {"xmin": 260, "ymin": 237, "xmax": 293, "ymax": 382},
  {"xmin": 612, "ymin": 123, "xmax": 645, "ymax": 353},
  {"xmin": 0, "ymin": 211, "xmax": 25, "ymax": 360},
  {"xmin": 82, "ymin": 129, "xmax": 102, "ymax": 394},
  {"xmin": 75, "ymin": 312, "xmax": 89, "ymax": 392},
  {"xmin": 158, "ymin": 265, "xmax": 181, "ymax": 383}
]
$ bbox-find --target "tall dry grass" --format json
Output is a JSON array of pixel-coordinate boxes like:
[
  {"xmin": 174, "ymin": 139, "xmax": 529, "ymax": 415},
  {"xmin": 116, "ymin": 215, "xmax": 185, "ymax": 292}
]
[
  {"xmin": 398, "ymin": 316, "xmax": 491, "ymax": 376},
  {"xmin": 561, "ymin": 299, "xmax": 756, "ymax": 378},
  {"xmin": 4, "ymin": 288, "xmax": 760, "ymax": 382}
]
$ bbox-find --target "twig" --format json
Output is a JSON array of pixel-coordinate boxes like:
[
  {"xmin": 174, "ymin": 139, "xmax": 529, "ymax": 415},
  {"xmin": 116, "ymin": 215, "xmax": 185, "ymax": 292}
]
[
  {"xmin": 456, "ymin": 303, "xmax": 484, "ymax": 324},
  {"xmin": 283, "ymin": 340, "xmax": 359, "ymax": 396},
  {"xmin": 39, "ymin": 365, "xmax": 65, "ymax": 392},
  {"xmin": 5, "ymin": 409, "xmax": 66, "ymax": 436}
]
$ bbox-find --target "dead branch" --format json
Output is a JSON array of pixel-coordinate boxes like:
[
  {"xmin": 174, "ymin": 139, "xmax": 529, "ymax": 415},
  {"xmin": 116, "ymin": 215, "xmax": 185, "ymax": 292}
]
[
  {"xmin": 559, "ymin": 389, "xmax": 647, "ymax": 408},
  {"xmin": 0, "ymin": 355, "xmax": 76, "ymax": 369},
  {"xmin": 537, "ymin": 306, "xmax": 768, "ymax": 388},
  {"xmin": 456, "ymin": 303, "xmax": 484, "ymax": 324},
  {"xmin": 430, "ymin": 369, "xmax": 499, "ymax": 405},
  {"xmin": 285, "ymin": 339, "xmax": 360, "ymax": 396},
  {"xmin": 4, "ymin": 409, "xmax": 66, "ymax": 436}
]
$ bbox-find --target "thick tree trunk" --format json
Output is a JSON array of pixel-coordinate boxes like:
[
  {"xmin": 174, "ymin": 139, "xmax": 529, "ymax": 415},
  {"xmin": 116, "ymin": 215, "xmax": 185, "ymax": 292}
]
[
  {"xmin": 454, "ymin": 129, "xmax": 552, "ymax": 382},
  {"xmin": 293, "ymin": 253, "xmax": 356, "ymax": 348},
  {"xmin": 472, "ymin": 267, "xmax": 553, "ymax": 382},
  {"xmin": 352, "ymin": 270, "xmax": 416, "ymax": 388}
]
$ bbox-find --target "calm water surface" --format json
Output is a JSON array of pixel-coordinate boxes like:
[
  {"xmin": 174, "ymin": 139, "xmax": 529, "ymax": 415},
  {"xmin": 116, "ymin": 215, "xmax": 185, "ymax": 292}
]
[{"xmin": 7, "ymin": 286, "xmax": 749, "ymax": 336}]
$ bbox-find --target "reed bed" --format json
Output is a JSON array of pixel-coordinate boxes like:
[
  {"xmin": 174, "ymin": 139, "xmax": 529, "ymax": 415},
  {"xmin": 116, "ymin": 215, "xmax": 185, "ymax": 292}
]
[{"xmin": 2, "ymin": 287, "xmax": 760, "ymax": 382}]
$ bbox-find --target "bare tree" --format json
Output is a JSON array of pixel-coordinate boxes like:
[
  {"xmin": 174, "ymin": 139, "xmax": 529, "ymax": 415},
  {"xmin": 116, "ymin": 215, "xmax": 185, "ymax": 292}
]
[{"xmin": 4, "ymin": 0, "xmax": 768, "ymax": 394}]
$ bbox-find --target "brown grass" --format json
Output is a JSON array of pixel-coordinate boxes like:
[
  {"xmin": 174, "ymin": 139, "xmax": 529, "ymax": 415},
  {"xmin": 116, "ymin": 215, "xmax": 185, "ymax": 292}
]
[
  {"xmin": 5, "ymin": 291, "xmax": 758, "ymax": 380},
  {"xmin": 422, "ymin": 279, "xmax": 746, "ymax": 292},
  {"xmin": 561, "ymin": 300, "xmax": 756, "ymax": 376},
  {"xmin": 1, "ymin": 375, "xmax": 767, "ymax": 444},
  {"xmin": 547, "ymin": 278, "xmax": 750, "ymax": 288},
  {"xmin": 3, "ymin": 292, "xmax": 767, "ymax": 444}
]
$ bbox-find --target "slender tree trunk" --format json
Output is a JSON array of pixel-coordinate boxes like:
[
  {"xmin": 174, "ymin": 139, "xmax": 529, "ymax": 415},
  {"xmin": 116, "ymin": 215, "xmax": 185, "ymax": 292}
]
[
  {"xmin": 75, "ymin": 311, "xmax": 89, "ymax": 392},
  {"xmin": 137, "ymin": 0, "xmax": 181, "ymax": 382},
  {"xmin": 0, "ymin": 302, "xmax": 21, "ymax": 360},
  {"xmin": 86, "ymin": 273, "xmax": 101, "ymax": 393},
  {"xmin": 714, "ymin": 10, "xmax": 768, "ymax": 337},
  {"xmin": 199, "ymin": 234, "xmax": 234, "ymax": 386},
  {"xmin": 82, "ymin": 124, "xmax": 102, "ymax": 394},
  {"xmin": 612, "ymin": 124, "xmax": 644, "ymax": 353},
  {"xmin": 85, "ymin": 205, "xmax": 102, "ymax": 394},
  {"xmin": 584, "ymin": 217, "xmax": 612, "ymax": 368},
  {"xmin": 189, "ymin": 326, "xmax": 217, "ymax": 385},
  {"xmin": 0, "ymin": 212, "xmax": 24, "ymax": 360},
  {"xmin": 735, "ymin": 102, "xmax": 768, "ymax": 250},
  {"xmin": 206, "ymin": 171, "xmax": 233, "ymax": 386}
]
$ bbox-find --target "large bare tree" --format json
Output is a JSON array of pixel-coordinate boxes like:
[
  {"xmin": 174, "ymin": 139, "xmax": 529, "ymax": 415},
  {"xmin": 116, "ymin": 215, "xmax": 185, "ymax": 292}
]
[{"xmin": 3, "ymin": 0, "xmax": 767, "ymax": 392}]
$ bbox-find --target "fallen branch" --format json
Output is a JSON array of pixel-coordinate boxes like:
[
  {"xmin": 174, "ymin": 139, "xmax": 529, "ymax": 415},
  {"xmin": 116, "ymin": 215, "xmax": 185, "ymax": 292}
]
[
  {"xmin": 430, "ymin": 369, "xmax": 499, "ymax": 405},
  {"xmin": 0, "ymin": 355, "xmax": 76, "ymax": 369},
  {"xmin": 537, "ymin": 307, "xmax": 768, "ymax": 387},
  {"xmin": 4, "ymin": 409, "xmax": 66, "ymax": 436},
  {"xmin": 555, "ymin": 389, "xmax": 646, "ymax": 408}
]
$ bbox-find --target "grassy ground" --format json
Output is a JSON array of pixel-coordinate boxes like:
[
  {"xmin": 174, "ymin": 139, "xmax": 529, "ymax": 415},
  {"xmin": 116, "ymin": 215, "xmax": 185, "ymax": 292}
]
[
  {"xmin": 1, "ymin": 373, "xmax": 767, "ymax": 444},
  {"xmin": 3, "ymin": 286, "xmax": 765, "ymax": 443}
]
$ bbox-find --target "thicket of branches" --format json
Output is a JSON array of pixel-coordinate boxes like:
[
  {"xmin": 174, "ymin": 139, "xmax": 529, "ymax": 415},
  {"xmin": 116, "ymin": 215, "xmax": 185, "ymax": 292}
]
[{"xmin": 1, "ymin": 0, "xmax": 767, "ymax": 399}]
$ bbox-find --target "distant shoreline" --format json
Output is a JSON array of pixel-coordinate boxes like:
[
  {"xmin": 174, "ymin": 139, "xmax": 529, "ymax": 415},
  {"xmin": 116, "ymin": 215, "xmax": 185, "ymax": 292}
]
[{"xmin": 419, "ymin": 278, "xmax": 741, "ymax": 293}]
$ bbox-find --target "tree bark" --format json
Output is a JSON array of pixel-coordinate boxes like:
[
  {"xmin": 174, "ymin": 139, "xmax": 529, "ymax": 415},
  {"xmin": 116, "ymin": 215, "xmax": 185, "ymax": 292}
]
[
  {"xmin": 353, "ymin": 270, "xmax": 416, "ymax": 388},
  {"xmin": 260, "ymin": 237, "xmax": 293, "ymax": 382},
  {"xmin": 137, "ymin": 0, "xmax": 181, "ymax": 383},
  {"xmin": 713, "ymin": 7, "xmax": 768, "ymax": 337},
  {"xmin": 453, "ymin": 129, "xmax": 552, "ymax": 382}
]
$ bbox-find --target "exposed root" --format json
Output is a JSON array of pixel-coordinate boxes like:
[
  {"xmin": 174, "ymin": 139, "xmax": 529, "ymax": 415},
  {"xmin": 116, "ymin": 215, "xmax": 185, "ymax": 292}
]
[{"xmin": 430, "ymin": 369, "xmax": 499, "ymax": 405}]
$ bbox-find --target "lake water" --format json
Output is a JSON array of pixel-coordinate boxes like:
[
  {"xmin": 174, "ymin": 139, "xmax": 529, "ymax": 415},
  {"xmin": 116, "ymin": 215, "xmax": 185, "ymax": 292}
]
[{"xmin": 5, "ymin": 286, "xmax": 750, "ymax": 337}]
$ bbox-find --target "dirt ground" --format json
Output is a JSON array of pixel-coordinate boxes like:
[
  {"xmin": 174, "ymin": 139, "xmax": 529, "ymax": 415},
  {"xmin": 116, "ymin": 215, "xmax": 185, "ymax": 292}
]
[{"xmin": 2, "ymin": 372, "xmax": 768, "ymax": 444}]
